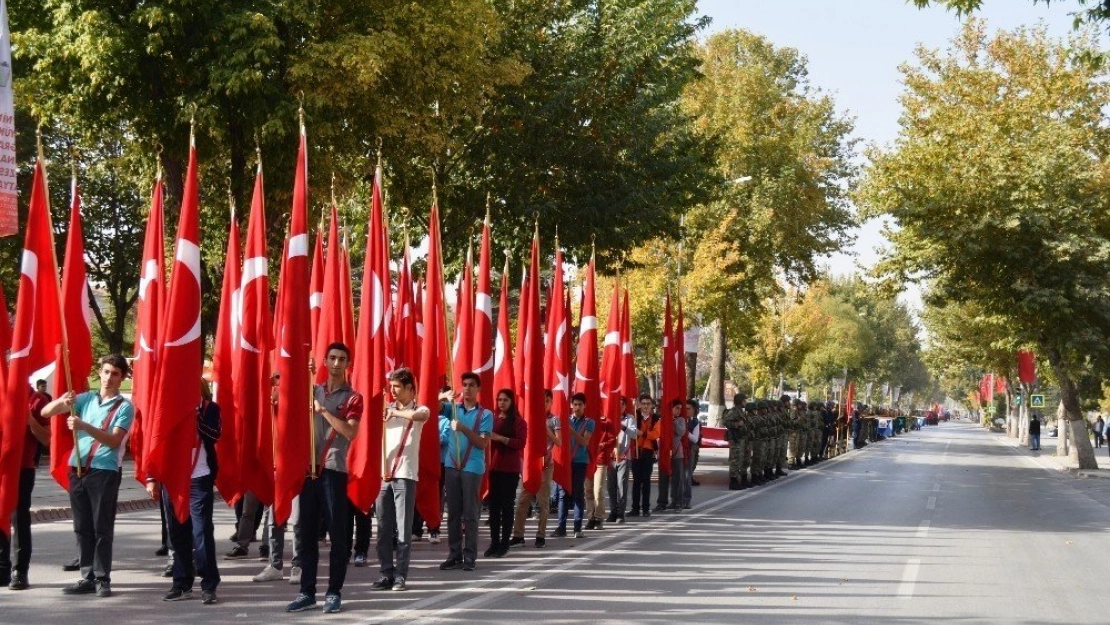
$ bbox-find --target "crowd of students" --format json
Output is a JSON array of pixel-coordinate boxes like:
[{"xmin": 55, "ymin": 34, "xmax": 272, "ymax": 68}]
[{"xmin": 4, "ymin": 346, "xmax": 706, "ymax": 615}]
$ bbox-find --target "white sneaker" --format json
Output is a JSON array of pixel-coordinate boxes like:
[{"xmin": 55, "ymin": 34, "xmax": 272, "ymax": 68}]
[
  {"xmin": 428, "ymin": 531, "xmax": 441, "ymax": 544},
  {"xmin": 253, "ymin": 565, "xmax": 283, "ymax": 582},
  {"xmin": 289, "ymin": 566, "xmax": 302, "ymax": 585}
]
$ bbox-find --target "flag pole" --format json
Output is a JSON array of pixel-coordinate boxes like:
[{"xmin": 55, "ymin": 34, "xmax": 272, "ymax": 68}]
[
  {"xmin": 430, "ymin": 175, "xmax": 462, "ymax": 468},
  {"xmin": 50, "ymin": 134, "xmax": 81, "ymax": 476},
  {"xmin": 376, "ymin": 149, "xmax": 389, "ymax": 481},
  {"xmin": 300, "ymin": 102, "xmax": 317, "ymax": 480},
  {"xmin": 256, "ymin": 139, "xmax": 279, "ymax": 473}
]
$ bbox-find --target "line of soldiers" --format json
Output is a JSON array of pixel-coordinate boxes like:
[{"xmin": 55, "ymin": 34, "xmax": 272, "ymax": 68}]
[{"xmin": 721, "ymin": 394, "xmax": 850, "ymax": 490}]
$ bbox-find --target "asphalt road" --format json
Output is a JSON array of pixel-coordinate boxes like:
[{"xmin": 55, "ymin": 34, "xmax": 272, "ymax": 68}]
[{"xmin": 4, "ymin": 422, "xmax": 1108, "ymax": 625}]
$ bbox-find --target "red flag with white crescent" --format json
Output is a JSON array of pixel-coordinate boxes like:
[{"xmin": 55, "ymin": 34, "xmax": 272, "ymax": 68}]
[
  {"xmin": 130, "ymin": 176, "xmax": 165, "ymax": 486},
  {"xmin": 416, "ymin": 200, "xmax": 448, "ymax": 530},
  {"xmin": 574, "ymin": 256, "xmax": 601, "ymax": 475},
  {"xmin": 273, "ymin": 124, "xmax": 313, "ymax": 526},
  {"xmin": 1, "ymin": 157, "xmax": 63, "ymax": 536},
  {"xmin": 235, "ymin": 165, "xmax": 274, "ymax": 505},
  {"xmin": 493, "ymin": 256, "xmax": 515, "ymax": 396},
  {"xmin": 394, "ymin": 240, "xmax": 420, "ymax": 371},
  {"xmin": 452, "ymin": 246, "xmax": 474, "ymax": 388},
  {"xmin": 546, "ymin": 248, "xmax": 571, "ymax": 491},
  {"xmin": 339, "ymin": 229, "xmax": 356, "ymax": 349},
  {"xmin": 620, "ymin": 289, "xmax": 637, "ymax": 414},
  {"xmin": 348, "ymin": 165, "xmax": 389, "ymax": 513},
  {"xmin": 658, "ymin": 294, "xmax": 675, "ymax": 468},
  {"xmin": 513, "ymin": 264, "xmax": 528, "ymax": 403},
  {"xmin": 599, "ymin": 277, "xmax": 622, "ymax": 423},
  {"xmin": 51, "ymin": 176, "xmax": 94, "ymax": 491},
  {"xmin": 471, "ymin": 215, "xmax": 494, "ymax": 406},
  {"xmin": 314, "ymin": 204, "xmax": 343, "ymax": 383},
  {"xmin": 212, "ymin": 208, "xmax": 241, "ymax": 505},
  {"xmin": 309, "ymin": 226, "xmax": 324, "ymax": 348},
  {"xmin": 147, "ymin": 138, "xmax": 204, "ymax": 524},
  {"xmin": 520, "ymin": 232, "xmax": 546, "ymax": 495}
]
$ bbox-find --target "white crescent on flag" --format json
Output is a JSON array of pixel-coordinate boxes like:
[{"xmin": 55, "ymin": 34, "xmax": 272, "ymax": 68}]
[
  {"xmin": 165, "ymin": 239, "xmax": 201, "ymax": 347},
  {"xmin": 8, "ymin": 249, "xmax": 37, "ymax": 359}
]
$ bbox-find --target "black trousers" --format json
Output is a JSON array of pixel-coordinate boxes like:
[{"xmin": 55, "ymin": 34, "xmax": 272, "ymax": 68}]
[
  {"xmin": 69, "ymin": 468, "xmax": 122, "ymax": 583},
  {"xmin": 487, "ymin": 470, "xmax": 519, "ymax": 547},
  {"xmin": 298, "ymin": 469, "xmax": 350, "ymax": 598},
  {"xmin": 0, "ymin": 468, "xmax": 37, "ymax": 575},
  {"xmin": 607, "ymin": 459, "xmax": 630, "ymax": 518},
  {"xmin": 349, "ymin": 507, "xmax": 371, "ymax": 556},
  {"xmin": 165, "ymin": 474, "xmax": 220, "ymax": 592},
  {"xmin": 630, "ymin": 453, "xmax": 655, "ymax": 513}
]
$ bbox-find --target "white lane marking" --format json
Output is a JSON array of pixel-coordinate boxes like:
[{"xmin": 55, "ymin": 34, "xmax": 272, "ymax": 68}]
[
  {"xmin": 932, "ymin": 483, "xmax": 940, "ymax": 492},
  {"xmin": 915, "ymin": 520, "xmax": 930, "ymax": 538},
  {"xmin": 926, "ymin": 496, "xmax": 937, "ymax": 510},
  {"xmin": 897, "ymin": 558, "xmax": 921, "ymax": 598}
]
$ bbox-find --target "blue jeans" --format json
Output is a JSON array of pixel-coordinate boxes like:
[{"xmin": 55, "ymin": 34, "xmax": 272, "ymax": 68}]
[
  {"xmin": 1030, "ymin": 434, "xmax": 1041, "ymax": 450},
  {"xmin": 556, "ymin": 463, "xmax": 588, "ymax": 532},
  {"xmin": 165, "ymin": 474, "xmax": 220, "ymax": 592}
]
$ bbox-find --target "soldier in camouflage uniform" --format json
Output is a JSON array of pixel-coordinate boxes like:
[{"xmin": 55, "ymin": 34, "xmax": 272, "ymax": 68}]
[
  {"xmin": 742, "ymin": 402, "xmax": 757, "ymax": 486},
  {"xmin": 791, "ymin": 400, "xmax": 807, "ymax": 469},
  {"xmin": 722, "ymin": 394, "xmax": 748, "ymax": 490},
  {"xmin": 750, "ymin": 402, "xmax": 766, "ymax": 485},
  {"xmin": 774, "ymin": 400, "xmax": 789, "ymax": 478},
  {"xmin": 809, "ymin": 402, "xmax": 823, "ymax": 464}
]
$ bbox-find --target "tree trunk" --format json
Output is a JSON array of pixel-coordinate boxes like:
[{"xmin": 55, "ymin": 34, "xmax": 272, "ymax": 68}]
[
  {"xmin": 1057, "ymin": 400, "xmax": 1069, "ymax": 458},
  {"xmin": 1006, "ymin": 389, "xmax": 1017, "ymax": 438},
  {"xmin": 685, "ymin": 351, "xmax": 697, "ymax": 401},
  {"xmin": 707, "ymin": 320, "xmax": 726, "ymax": 427},
  {"xmin": 1017, "ymin": 385, "xmax": 1029, "ymax": 446},
  {"xmin": 1047, "ymin": 347, "xmax": 1097, "ymax": 469}
]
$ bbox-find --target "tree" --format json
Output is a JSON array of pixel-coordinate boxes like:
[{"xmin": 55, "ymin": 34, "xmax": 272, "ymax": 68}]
[
  {"xmin": 679, "ymin": 29, "xmax": 858, "ymax": 422},
  {"xmin": 858, "ymin": 20, "xmax": 1110, "ymax": 469},
  {"xmin": 913, "ymin": 0, "xmax": 1110, "ymax": 27}
]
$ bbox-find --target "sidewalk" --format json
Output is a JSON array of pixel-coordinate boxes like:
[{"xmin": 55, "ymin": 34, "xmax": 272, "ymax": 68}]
[
  {"xmin": 29, "ymin": 459, "xmax": 159, "ymax": 524},
  {"xmin": 990, "ymin": 426, "xmax": 1110, "ymax": 479}
]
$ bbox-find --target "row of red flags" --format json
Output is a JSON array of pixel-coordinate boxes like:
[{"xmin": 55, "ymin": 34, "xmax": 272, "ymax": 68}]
[{"xmin": 0, "ymin": 118, "xmax": 691, "ymax": 537}]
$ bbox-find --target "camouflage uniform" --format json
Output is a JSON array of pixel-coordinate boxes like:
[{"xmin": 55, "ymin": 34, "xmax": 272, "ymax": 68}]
[{"xmin": 722, "ymin": 395, "xmax": 749, "ymax": 490}]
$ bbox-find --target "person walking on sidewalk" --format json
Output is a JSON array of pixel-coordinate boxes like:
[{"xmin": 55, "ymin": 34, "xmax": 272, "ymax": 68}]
[
  {"xmin": 285, "ymin": 343, "xmax": 364, "ymax": 614},
  {"xmin": 148, "ymin": 381, "xmax": 222, "ymax": 605},
  {"xmin": 509, "ymin": 391, "xmax": 560, "ymax": 549},
  {"xmin": 0, "ymin": 386, "xmax": 51, "ymax": 589},
  {"xmin": 1029, "ymin": 413, "xmax": 1041, "ymax": 451},
  {"xmin": 1094, "ymin": 415, "xmax": 1105, "ymax": 448},
  {"xmin": 42, "ymin": 354, "xmax": 135, "ymax": 599},
  {"xmin": 371, "ymin": 368, "xmax": 429, "ymax": 593}
]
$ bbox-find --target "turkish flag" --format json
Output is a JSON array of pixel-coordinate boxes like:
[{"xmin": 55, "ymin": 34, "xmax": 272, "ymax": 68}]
[
  {"xmin": 147, "ymin": 139, "xmax": 204, "ymax": 524},
  {"xmin": 599, "ymin": 278, "xmax": 622, "ymax": 423},
  {"xmin": 493, "ymin": 256, "xmax": 515, "ymax": 396},
  {"xmin": 415, "ymin": 200, "xmax": 448, "ymax": 531},
  {"xmin": 130, "ymin": 177, "xmax": 165, "ymax": 486},
  {"xmin": 348, "ymin": 165, "xmax": 390, "ymax": 514},
  {"xmin": 574, "ymin": 257, "xmax": 601, "ymax": 474},
  {"xmin": 313, "ymin": 204, "xmax": 344, "ymax": 383},
  {"xmin": 520, "ymin": 233, "xmax": 546, "ymax": 495},
  {"xmin": 0, "ymin": 282, "xmax": 9, "ymax": 375},
  {"xmin": 471, "ymin": 215, "xmax": 494, "ymax": 406},
  {"xmin": 212, "ymin": 209, "xmax": 241, "ymax": 505},
  {"xmin": 546, "ymin": 249, "xmax": 571, "ymax": 492},
  {"xmin": 394, "ymin": 240, "xmax": 420, "ymax": 370},
  {"xmin": 339, "ymin": 231, "xmax": 356, "ymax": 349},
  {"xmin": 309, "ymin": 227, "xmax": 324, "ymax": 348},
  {"xmin": 1017, "ymin": 351, "xmax": 1036, "ymax": 384},
  {"xmin": 513, "ymin": 264, "xmax": 528, "ymax": 403},
  {"xmin": 658, "ymin": 295, "xmax": 675, "ymax": 467},
  {"xmin": 451, "ymin": 249, "xmax": 474, "ymax": 389},
  {"xmin": 235, "ymin": 166, "xmax": 275, "ymax": 505},
  {"xmin": 1, "ymin": 157, "xmax": 63, "ymax": 537},
  {"xmin": 50, "ymin": 177, "xmax": 94, "ymax": 491},
  {"xmin": 272, "ymin": 128, "xmax": 313, "ymax": 526},
  {"xmin": 675, "ymin": 302, "xmax": 687, "ymax": 403},
  {"xmin": 620, "ymin": 289, "xmax": 637, "ymax": 414}
]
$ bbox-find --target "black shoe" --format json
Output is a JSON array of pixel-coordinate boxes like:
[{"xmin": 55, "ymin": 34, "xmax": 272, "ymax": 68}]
[
  {"xmin": 509, "ymin": 536, "xmax": 525, "ymax": 546},
  {"xmin": 628, "ymin": 510, "xmax": 641, "ymax": 517},
  {"xmin": 259, "ymin": 545, "xmax": 269, "ymax": 559},
  {"xmin": 775, "ymin": 467, "xmax": 788, "ymax": 477},
  {"xmin": 551, "ymin": 527, "xmax": 567, "ymax": 537},
  {"xmin": 201, "ymin": 591, "xmax": 218, "ymax": 605},
  {"xmin": 95, "ymin": 581, "xmax": 112, "ymax": 598},
  {"xmin": 370, "ymin": 577, "xmax": 394, "ymax": 591},
  {"xmin": 643, "ymin": 508, "xmax": 651, "ymax": 517},
  {"xmin": 62, "ymin": 558, "xmax": 81, "ymax": 572},
  {"xmin": 495, "ymin": 544, "xmax": 509, "ymax": 557},
  {"xmin": 439, "ymin": 558, "xmax": 461, "ymax": 571},
  {"xmin": 606, "ymin": 515, "xmax": 617, "ymax": 523},
  {"xmin": 63, "ymin": 579, "xmax": 97, "ymax": 595},
  {"xmin": 584, "ymin": 519, "xmax": 597, "ymax": 530},
  {"xmin": 9, "ymin": 573, "xmax": 27, "ymax": 590},
  {"xmin": 462, "ymin": 560, "xmax": 475, "ymax": 571},
  {"xmin": 692, "ymin": 479, "xmax": 701, "ymax": 486},
  {"xmin": 155, "ymin": 546, "xmax": 169, "ymax": 557},
  {"xmin": 652, "ymin": 505, "xmax": 667, "ymax": 512},
  {"xmin": 534, "ymin": 536, "xmax": 546, "ymax": 548},
  {"xmin": 353, "ymin": 552, "xmax": 368, "ymax": 568},
  {"xmin": 229, "ymin": 532, "xmax": 239, "ymax": 543},
  {"xmin": 163, "ymin": 587, "xmax": 193, "ymax": 601},
  {"xmin": 483, "ymin": 544, "xmax": 498, "ymax": 558},
  {"xmin": 729, "ymin": 478, "xmax": 742, "ymax": 490},
  {"xmin": 224, "ymin": 546, "xmax": 249, "ymax": 560},
  {"xmin": 740, "ymin": 475, "xmax": 751, "ymax": 489}
]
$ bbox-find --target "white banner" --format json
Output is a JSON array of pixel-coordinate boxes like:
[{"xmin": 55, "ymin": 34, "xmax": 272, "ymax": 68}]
[{"xmin": 0, "ymin": 0, "xmax": 15, "ymax": 237}]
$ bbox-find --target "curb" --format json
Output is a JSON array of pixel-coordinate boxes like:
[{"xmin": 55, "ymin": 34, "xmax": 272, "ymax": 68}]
[{"xmin": 29, "ymin": 497, "xmax": 159, "ymax": 525}]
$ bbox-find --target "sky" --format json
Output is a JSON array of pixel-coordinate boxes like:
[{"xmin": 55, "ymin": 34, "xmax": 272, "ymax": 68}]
[{"xmin": 694, "ymin": 0, "xmax": 1089, "ymax": 310}]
